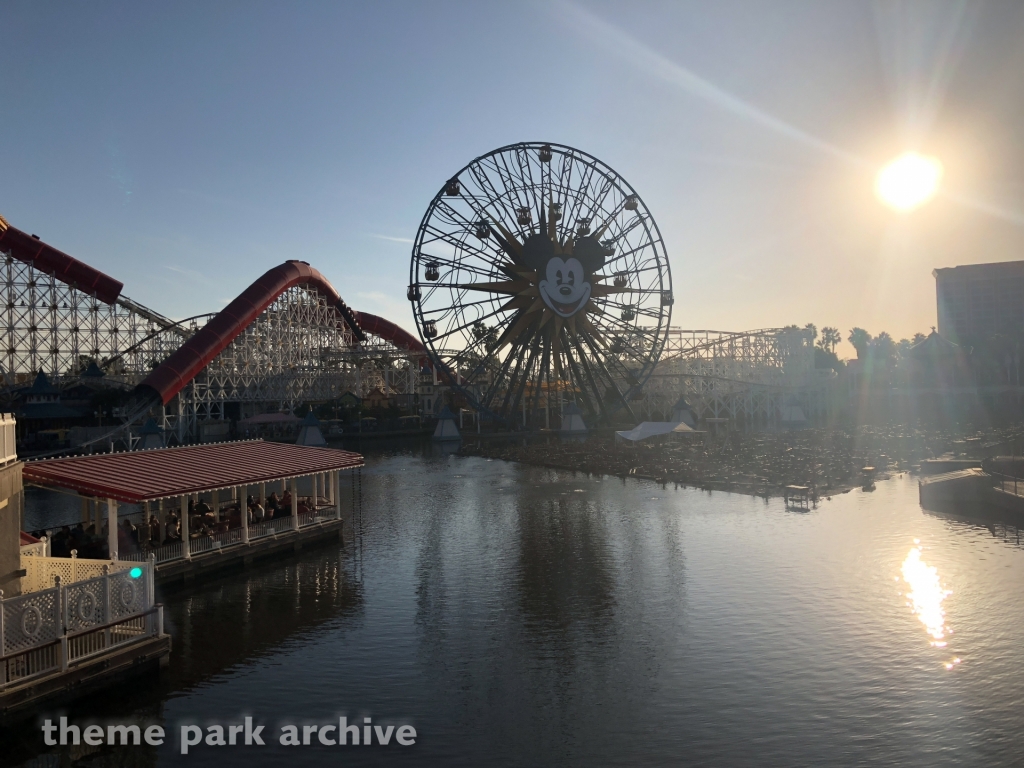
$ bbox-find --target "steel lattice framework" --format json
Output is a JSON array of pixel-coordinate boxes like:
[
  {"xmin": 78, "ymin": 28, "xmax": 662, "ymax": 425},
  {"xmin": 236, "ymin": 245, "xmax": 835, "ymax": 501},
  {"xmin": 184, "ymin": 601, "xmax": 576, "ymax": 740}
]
[
  {"xmin": 171, "ymin": 285, "xmax": 424, "ymax": 439},
  {"xmin": 1, "ymin": 238, "xmax": 425, "ymax": 443},
  {"xmin": 640, "ymin": 327, "xmax": 831, "ymax": 423},
  {"xmin": 0, "ymin": 249, "xmax": 191, "ymax": 386}
]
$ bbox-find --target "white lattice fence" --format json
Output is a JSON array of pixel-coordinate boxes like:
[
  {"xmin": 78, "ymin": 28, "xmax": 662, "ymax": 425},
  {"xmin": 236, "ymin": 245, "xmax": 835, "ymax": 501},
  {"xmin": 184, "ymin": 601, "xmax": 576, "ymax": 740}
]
[
  {"xmin": 20, "ymin": 554, "xmax": 132, "ymax": 594},
  {"xmin": 20, "ymin": 539, "xmax": 47, "ymax": 557}
]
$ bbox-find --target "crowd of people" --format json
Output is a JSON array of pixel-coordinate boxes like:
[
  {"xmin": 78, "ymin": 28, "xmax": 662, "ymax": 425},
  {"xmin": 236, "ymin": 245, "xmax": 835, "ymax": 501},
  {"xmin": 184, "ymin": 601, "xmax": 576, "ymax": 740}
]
[{"xmin": 31, "ymin": 490, "xmax": 322, "ymax": 558}]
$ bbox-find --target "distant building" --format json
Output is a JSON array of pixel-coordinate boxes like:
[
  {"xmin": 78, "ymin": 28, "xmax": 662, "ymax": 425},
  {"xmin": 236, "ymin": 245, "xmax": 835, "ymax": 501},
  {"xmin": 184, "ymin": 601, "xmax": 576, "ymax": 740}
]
[
  {"xmin": 364, "ymin": 387, "xmax": 388, "ymax": 410},
  {"xmin": 934, "ymin": 261, "xmax": 1024, "ymax": 343}
]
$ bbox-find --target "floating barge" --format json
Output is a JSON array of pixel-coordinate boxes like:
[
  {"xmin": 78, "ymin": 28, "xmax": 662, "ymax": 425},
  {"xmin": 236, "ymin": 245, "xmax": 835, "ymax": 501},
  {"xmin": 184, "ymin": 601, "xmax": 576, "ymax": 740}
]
[
  {"xmin": 918, "ymin": 460, "xmax": 1024, "ymax": 519},
  {"xmin": 22, "ymin": 440, "xmax": 364, "ymax": 586},
  {"xmin": 2, "ymin": 439, "xmax": 363, "ymax": 718}
]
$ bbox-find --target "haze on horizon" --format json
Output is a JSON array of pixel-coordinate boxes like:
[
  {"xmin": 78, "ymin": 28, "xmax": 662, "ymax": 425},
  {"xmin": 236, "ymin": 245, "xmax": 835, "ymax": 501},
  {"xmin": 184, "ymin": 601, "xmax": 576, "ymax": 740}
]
[{"xmin": 2, "ymin": 1, "xmax": 1024, "ymax": 357}]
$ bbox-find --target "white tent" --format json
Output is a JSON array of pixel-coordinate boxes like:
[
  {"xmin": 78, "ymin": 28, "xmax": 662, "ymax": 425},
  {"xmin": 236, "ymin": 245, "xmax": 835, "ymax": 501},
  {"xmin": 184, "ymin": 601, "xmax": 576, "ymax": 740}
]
[
  {"xmin": 296, "ymin": 411, "xmax": 328, "ymax": 446},
  {"xmin": 614, "ymin": 421, "xmax": 695, "ymax": 443},
  {"xmin": 560, "ymin": 402, "xmax": 587, "ymax": 433},
  {"xmin": 433, "ymin": 406, "xmax": 461, "ymax": 442},
  {"xmin": 780, "ymin": 404, "xmax": 807, "ymax": 428},
  {"xmin": 671, "ymin": 396, "xmax": 698, "ymax": 428}
]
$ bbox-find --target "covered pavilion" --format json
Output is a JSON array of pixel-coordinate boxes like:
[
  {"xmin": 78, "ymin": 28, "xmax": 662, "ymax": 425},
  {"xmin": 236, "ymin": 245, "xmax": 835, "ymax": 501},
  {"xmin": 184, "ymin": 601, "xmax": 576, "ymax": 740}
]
[{"xmin": 23, "ymin": 440, "xmax": 363, "ymax": 561}]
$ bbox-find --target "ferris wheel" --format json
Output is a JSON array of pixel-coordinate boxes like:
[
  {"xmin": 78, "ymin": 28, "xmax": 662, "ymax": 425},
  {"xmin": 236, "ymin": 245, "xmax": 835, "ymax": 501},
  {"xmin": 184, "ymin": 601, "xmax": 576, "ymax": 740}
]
[{"xmin": 408, "ymin": 142, "xmax": 673, "ymax": 426}]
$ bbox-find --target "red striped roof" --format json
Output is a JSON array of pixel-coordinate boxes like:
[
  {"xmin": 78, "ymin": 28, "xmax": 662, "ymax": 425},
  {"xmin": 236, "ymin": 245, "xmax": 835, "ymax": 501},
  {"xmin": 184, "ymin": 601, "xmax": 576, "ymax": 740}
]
[{"xmin": 23, "ymin": 440, "xmax": 363, "ymax": 503}]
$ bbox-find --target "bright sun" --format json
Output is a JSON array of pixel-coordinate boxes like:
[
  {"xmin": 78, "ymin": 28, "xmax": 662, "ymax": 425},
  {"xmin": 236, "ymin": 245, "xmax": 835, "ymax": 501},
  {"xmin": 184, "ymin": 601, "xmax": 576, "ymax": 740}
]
[{"xmin": 875, "ymin": 152, "xmax": 943, "ymax": 212}]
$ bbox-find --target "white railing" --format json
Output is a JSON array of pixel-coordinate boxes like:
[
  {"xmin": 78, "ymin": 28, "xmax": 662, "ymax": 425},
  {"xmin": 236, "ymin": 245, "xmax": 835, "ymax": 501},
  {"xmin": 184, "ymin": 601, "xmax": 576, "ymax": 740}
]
[
  {"xmin": 20, "ymin": 537, "xmax": 48, "ymax": 557},
  {"xmin": 20, "ymin": 553, "xmax": 133, "ymax": 594},
  {"xmin": 0, "ymin": 413, "xmax": 16, "ymax": 467},
  {"xmin": 248, "ymin": 515, "xmax": 298, "ymax": 541},
  {"xmin": 119, "ymin": 506, "xmax": 341, "ymax": 566},
  {"xmin": 1, "ymin": 558, "xmax": 163, "ymax": 692},
  {"xmin": 188, "ymin": 526, "xmax": 243, "ymax": 556}
]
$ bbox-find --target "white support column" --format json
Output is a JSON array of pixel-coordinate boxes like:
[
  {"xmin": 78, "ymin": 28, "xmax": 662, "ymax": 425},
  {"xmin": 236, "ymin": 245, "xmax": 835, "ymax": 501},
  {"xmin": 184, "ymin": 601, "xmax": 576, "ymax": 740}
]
[
  {"xmin": 334, "ymin": 472, "xmax": 342, "ymax": 519},
  {"xmin": 241, "ymin": 486, "xmax": 249, "ymax": 544},
  {"xmin": 290, "ymin": 477, "xmax": 299, "ymax": 531},
  {"xmin": 158, "ymin": 498, "xmax": 166, "ymax": 545},
  {"xmin": 181, "ymin": 495, "xmax": 191, "ymax": 559},
  {"xmin": 259, "ymin": 482, "xmax": 266, "ymax": 508},
  {"xmin": 107, "ymin": 498, "xmax": 118, "ymax": 560},
  {"xmin": 212, "ymin": 489, "xmax": 220, "ymax": 521}
]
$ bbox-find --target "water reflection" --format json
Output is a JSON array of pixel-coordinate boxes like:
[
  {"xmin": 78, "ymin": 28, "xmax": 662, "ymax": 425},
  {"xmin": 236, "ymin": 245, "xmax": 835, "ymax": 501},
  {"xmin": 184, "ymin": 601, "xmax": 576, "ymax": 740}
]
[
  {"xmin": 900, "ymin": 541, "xmax": 952, "ymax": 648},
  {"xmin": 515, "ymin": 492, "xmax": 617, "ymax": 658}
]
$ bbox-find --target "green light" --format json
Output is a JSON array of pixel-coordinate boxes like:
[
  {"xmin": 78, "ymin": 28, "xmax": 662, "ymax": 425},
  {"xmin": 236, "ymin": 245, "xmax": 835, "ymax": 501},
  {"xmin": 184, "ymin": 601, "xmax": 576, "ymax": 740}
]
[{"xmin": 129, "ymin": 567, "xmax": 143, "ymax": 579}]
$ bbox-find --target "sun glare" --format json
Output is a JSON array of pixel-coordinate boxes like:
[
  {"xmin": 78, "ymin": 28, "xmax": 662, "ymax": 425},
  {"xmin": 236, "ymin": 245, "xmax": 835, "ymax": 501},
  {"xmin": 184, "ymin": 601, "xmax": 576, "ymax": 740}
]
[
  {"xmin": 901, "ymin": 544, "xmax": 952, "ymax": 647},
  {"xmin": 875, "ymin": 152, "xmax": 943, "ymax": 212}
]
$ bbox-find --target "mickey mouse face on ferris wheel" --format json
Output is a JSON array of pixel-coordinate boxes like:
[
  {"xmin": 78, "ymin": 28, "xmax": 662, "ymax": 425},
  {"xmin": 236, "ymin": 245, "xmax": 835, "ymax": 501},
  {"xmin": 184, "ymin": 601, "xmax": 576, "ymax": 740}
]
[
  {"xmin": 539, "ymin": 257, "xmax": 590, "ymax": 318},
  {"xmin": 520, "ymin": 232, "xmax": 612, "ymax": 320}
]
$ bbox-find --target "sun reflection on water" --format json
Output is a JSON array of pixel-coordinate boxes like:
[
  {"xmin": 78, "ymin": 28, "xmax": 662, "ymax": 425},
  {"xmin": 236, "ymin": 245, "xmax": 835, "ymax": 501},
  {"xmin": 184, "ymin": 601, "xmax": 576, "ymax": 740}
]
[{"xmin": 901, "ymin": 541, "xmax": 953, "ymax": 650}]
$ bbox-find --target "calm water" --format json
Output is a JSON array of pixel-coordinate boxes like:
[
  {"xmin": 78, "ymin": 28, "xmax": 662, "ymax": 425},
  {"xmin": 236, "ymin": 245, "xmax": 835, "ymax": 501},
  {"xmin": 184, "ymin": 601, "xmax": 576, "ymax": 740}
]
[{"xmin": 6, "ymin": 444, "xmax": 1024, "ymax": 767}]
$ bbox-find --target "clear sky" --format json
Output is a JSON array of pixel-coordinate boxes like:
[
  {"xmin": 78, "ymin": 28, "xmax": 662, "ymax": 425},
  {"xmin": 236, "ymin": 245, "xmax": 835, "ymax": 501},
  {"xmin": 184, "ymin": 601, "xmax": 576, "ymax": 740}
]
[{"xmin": 3, "ymin": 1, "xmax": 1024, "ymax": 357}]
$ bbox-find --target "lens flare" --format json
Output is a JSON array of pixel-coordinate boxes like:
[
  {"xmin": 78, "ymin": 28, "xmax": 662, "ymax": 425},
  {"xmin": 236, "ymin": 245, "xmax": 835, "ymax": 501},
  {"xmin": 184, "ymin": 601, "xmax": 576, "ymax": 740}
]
[
  {"xmin": 901, "ymin": 544, "xmax": 952, "ymax": 647},
  {"xmin": 875, "ymin": 152, "xmax": 943, "ymax": 211}
]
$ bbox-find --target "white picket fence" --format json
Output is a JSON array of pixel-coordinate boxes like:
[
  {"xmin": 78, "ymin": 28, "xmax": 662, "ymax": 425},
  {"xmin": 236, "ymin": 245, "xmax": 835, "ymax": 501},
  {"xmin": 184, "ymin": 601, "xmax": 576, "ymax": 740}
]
[{"xmin": 1, "ymin": 558, "xmax": 163, "ymax": 691}]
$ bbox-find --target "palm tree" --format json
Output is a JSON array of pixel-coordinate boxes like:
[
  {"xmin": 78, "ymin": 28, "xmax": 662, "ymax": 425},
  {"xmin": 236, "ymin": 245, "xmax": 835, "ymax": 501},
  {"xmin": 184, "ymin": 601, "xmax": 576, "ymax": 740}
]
[
  {"xmin": 873, "ymin": 331, "xmax": 897, "ymax": 367},
  {"xmin": 848, "ymin": 328, "xmax": 872, "ymax": 360},
  {"xmin": 804, "ymin": 323, "xmax": 818, "ymax": 343},
  {"xmin": 819, "ymin": 327, "xmax": 840, "ymax": 353}
]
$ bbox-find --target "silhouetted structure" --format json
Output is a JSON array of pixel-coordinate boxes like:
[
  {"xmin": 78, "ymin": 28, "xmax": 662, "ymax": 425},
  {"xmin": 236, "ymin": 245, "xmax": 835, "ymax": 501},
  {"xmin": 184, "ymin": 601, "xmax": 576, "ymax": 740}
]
[{"xmin": 935, "ymin": 261, "xmax": 1024, "ymax": 344}]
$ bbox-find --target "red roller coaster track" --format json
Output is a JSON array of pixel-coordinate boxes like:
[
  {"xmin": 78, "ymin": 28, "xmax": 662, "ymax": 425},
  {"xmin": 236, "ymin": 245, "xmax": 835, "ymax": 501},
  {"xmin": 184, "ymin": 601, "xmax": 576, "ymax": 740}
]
[
  {"xmin": 0, "ymin": 217, "xmax": 425, "ymax": 408},
  {"xmin": 134, "ymin": 262, "xmax": 427, "ymax": 406},
  {"xmin": 0, "ymin": 221, "xmax": 123, "ymax": 304}
]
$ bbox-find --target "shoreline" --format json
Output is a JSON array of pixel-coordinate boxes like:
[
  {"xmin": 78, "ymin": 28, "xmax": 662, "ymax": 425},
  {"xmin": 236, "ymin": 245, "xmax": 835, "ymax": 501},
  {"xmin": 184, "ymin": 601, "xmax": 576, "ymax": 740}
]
[{"xmin": 456, "ymin": 427, "xmax": 953, "ymax": 502}]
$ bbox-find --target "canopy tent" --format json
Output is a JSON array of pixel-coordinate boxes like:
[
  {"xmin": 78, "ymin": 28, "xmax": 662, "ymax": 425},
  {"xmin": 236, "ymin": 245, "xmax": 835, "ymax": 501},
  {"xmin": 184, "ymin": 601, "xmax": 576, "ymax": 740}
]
[
  {"xmin": 560, "ymin": 402, "xmax": 588, "ymax": 433},
  {"xmin": 615, "ymin": 421, "xmax": 696, "ymax": 443},
  {"xmin": 296, "ymin": 411, "xmax": 328, "ymax": 447},
  {"xmin": 137, "ymin": 418, "xmax": 166, "ymax": 450},
  {"xmin": 433, "ymin": 406, "xmax": 461, "ymax": 442}
]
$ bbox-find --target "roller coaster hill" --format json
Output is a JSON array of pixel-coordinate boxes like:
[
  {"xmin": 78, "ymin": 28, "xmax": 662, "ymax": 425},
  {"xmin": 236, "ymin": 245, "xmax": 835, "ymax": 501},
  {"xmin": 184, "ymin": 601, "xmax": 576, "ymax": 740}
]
[{"xmin": 0, "ymin": 214, "xmax": 435, "ymax": 450}]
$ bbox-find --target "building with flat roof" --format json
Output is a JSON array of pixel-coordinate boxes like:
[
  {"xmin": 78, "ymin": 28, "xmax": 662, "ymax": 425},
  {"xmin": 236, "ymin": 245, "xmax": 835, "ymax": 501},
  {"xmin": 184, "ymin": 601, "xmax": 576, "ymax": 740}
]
[{"xmin": 934, "ymin": 260, "xmax": 1024, "ymax": 343}]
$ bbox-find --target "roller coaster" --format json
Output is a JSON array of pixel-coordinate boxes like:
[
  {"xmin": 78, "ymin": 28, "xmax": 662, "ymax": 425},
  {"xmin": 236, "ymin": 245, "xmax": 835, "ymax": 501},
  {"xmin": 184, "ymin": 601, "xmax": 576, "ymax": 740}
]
[
  {"xmin": 0, "ymin": 214, "xmax": 828, "ymax": 443},
  {"xmin": 0, "ymin": 216, "xmax": 430, "ymax": 442}
]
